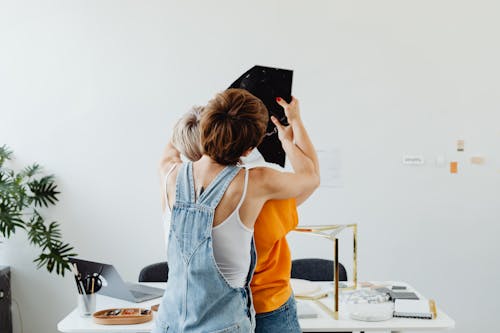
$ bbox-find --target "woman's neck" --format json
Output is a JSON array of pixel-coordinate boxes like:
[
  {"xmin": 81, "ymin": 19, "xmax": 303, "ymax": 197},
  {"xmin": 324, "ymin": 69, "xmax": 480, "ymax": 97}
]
[
  {"xmin": 193, "ymin": 155, "xmax": 227, "ymax": 195},
  {"xmin": 197, "ymin": 155, "xmax": 221, "ymax": 166}
]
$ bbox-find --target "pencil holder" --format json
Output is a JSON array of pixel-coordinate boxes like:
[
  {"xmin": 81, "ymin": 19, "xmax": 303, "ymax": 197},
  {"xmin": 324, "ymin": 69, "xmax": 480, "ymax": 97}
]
[{"xmin": 77, "ymin": 293, "xmax": 96, "ymax": 317}]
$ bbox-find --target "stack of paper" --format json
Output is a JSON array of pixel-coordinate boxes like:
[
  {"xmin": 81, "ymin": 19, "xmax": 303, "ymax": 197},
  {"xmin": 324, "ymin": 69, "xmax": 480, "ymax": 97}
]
[{"xmin": 291, "ymin": 279, "xmax": 329, "ymax": 300}]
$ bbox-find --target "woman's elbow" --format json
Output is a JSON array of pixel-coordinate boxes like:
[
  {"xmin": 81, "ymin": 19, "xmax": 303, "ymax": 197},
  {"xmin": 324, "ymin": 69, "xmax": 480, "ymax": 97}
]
[
  {"xmin": 314, "ymin": 173, "xmax": 321, "ymax": 189},
  {"xmin": 305, "ymin": 171, "xmax": 320, "ymax": 192},
  {"xmin": 312, "ymin": 173, "xmax": 320, "ymax": 190}
]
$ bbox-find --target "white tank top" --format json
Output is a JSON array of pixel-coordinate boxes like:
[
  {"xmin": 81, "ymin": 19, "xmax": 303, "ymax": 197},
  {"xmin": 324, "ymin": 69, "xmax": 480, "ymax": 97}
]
[{"xmin": 163, "ymin": 164, "xmax": 253, "ymax": 288}]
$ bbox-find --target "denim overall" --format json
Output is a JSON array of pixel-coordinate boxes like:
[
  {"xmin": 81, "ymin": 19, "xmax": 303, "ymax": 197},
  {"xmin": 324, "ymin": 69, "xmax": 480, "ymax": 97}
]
[{"xmin": 153, "ymin": 162, "xmax": 256, "ymax": 333}]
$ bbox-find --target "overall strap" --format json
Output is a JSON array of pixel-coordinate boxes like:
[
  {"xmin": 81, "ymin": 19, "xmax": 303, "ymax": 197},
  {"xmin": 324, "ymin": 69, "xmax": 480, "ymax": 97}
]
[
  {"xmin": 175, "ymin": 162, "xmax": 196, "ymax": 204},
  {"xmin": 163, "ymin": 163, "xmax": 178, "ymax": 213},
  {"xmin": 197, "ymin": 165, "xmax": 241, "ymax": 209}
]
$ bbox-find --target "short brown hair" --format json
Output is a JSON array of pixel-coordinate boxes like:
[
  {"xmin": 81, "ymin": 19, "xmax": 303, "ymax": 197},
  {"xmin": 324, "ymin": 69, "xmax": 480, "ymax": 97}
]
[
  {"xmin": 200, "ymin": 89, "xmax": 268, "ymax": 165},
  {"xmin": 172, "ymin": 106, "xmax": 203, "ymax": 161}
]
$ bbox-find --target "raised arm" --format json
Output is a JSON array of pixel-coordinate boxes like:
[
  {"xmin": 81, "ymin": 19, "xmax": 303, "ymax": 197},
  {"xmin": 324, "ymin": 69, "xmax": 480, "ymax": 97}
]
[
  {"xmin": 159, "ymin": 140, "xmax": 182, "ymax": 211},
  {"xmin": 252, "ymin": 110, "xmax": 320, "ymax": 201},
  {"xmin": 159, "ymin": 141, "xmax": 181, "ymax": 176},
  {"xmin": 276, "ymin": 97, "xmax": 320, "ymax": 205}
]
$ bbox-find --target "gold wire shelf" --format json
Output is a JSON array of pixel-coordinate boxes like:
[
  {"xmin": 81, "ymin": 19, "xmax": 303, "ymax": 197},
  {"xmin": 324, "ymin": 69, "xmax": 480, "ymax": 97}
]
[{"xmin": 293, "ymin": 224, "xmax": 358, "ymax": 320}]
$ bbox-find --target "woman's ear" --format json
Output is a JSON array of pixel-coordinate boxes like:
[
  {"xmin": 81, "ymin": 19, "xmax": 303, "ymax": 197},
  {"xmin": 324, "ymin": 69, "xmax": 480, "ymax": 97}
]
[{"xmin": 241, "ymin": 148, "xmax": 254, "ymax": 157}]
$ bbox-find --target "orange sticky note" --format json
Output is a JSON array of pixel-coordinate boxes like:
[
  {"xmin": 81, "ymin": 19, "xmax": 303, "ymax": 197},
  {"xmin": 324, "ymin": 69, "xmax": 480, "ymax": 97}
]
[{"xmin": 450, "ymin": 161, "xmax": 458, "ymax": 174}]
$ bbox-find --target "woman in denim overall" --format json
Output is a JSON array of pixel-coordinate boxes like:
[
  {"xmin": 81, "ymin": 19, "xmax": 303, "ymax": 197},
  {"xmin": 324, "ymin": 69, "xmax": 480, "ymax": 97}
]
[
  {"xmin": 154, "ymin": 162, "xmax": 256, "ymax": 332},
  {"xmin": 156, "ymin": 89, "xmax": 319, "ymax": 332}
]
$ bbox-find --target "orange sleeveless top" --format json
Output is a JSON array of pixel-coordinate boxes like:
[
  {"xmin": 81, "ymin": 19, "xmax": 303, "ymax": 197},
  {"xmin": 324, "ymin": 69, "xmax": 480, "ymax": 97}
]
[{"xmin": 250, "ymin": 198, "xmax": 298, "ymax": 313}]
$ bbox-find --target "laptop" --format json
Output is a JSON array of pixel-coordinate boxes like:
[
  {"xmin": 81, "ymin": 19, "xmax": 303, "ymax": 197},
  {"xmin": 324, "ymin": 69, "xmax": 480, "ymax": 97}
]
[{"xmin": 69, "ymin": 258, "xmax": 165, "ymax": 303}]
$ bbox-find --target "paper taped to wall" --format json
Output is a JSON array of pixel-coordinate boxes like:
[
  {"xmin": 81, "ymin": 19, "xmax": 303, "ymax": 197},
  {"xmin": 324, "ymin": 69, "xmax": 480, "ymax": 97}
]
[
  {"xmin": 470, "ymin": 156, "xmax": 485, "ymax": 165},
  {"xmin": 317, "ymin": 149, "xmax": 342, "ymax": 188}
]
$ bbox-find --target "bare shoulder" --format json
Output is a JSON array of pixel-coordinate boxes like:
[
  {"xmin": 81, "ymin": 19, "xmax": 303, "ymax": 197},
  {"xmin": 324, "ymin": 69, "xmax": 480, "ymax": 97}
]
[
  {"xmin": 226, "ymin": 168, "xmax": 246, "ymax": 195},
  {"xmin": 247, "ymin": 167, "xmax": 277, "ymax": 196},
  {"xmin": 249, "ymin": 166, "xmax": 284, "ymax": 178},
  {"xmin": 159, "ymin": 160, "xmax": 180, "ymax": 178},
  {"xmin": 159, "ymin": 142, "xmax": 182, "ymax": 176},
  {"xmin": 248, "ymin": 167, "xmax": 272, "ymax": 183},
  {"xmin": 160, "ymin": 161, "xmax": 181, "ymax": 185},
  {"xmin": 248, "ymin": 164, "xmax": 317, "ymax": 201}
]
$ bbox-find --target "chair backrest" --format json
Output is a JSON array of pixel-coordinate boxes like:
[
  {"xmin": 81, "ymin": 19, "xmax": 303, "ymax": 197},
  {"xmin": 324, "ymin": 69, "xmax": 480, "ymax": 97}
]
[
  {"xmin": 291, "ymin": 258, "xmax": 347, "ymax": 281},
  {"xmin": 138, "ymin": 262, "xmax": 169, "ymax": 282}
]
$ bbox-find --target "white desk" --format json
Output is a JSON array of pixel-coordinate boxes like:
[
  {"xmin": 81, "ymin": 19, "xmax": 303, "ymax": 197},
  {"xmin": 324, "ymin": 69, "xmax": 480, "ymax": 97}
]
[{"xmin": 58, "ymin": 282, "xmax": 455, "ymax": 333}]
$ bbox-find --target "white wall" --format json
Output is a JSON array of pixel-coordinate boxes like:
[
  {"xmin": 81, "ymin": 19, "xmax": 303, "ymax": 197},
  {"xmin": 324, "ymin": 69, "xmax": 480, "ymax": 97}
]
[{"xmin": 1, "ymin": 0, "xmax": 499, "ymax": 332}]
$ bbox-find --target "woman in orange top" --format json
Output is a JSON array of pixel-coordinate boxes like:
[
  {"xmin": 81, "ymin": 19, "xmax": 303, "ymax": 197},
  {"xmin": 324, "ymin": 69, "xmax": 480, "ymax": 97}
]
[
  {"xmin": 245, "ymin": 97, "xmax": 319, "ymax": 333},
  {"xmin": 165, "ymin": 97, "xmax": 319, "ymax": 332}
]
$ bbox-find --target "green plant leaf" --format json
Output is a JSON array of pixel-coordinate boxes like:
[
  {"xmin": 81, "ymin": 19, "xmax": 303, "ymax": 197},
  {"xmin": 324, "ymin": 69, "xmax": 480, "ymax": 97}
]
[
  {"xmin": 1, "ymin": 146, "xmax": 76, "ymax": 276},
  {"xmin": 21, "ymin": 163, "xmax": 41, "ymax": 178},
  {"xmin": 0, "ymin": 173, "xmax": 28, "ymax": 210},
  {"xmin": 0, "ymin": 202, "xmax": 25, "ymax": 237},
  {"xmin": 0, "ymin": 145, "xmax": 13, "ymax": 166},
  {"xmin": 27, "ymin": 211, "xmax": 45, "ymax": 246},
  {"xmin": 0, "ymin": 172, "xmax": 13, "ymax": 194},
  {"xmin": 28, "ymin": 175, "xmax": 60, "ymax": 207},
  {"xmin": 34, "ymin": 240, "xmax": 76, "ymax": 276}
]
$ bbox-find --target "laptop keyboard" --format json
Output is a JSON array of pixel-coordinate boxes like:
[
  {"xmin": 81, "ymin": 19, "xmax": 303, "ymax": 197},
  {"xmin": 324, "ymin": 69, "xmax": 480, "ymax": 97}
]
[
  {"xmin": 125, "ymin": 282, "xmax": 164, "ymax": 300},
  {"xmin": 130, "ymin": 290, "xmax": 150, "ymax": 299}
]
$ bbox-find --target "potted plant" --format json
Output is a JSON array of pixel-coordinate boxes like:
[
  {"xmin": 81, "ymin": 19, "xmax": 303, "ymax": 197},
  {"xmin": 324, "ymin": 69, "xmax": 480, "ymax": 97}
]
[{"xmin": 0, "ymin": 145, "xmax": 76, "ymax": 276}]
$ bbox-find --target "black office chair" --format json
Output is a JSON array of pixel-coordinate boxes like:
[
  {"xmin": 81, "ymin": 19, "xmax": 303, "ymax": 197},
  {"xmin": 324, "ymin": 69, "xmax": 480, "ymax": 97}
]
[
  {"xmin": 291, "ymin": 258, "xmax": 347, "ymax": 282},
  {"xmin": 291, "ymin": 258, "xmax": 352, "ymax": 333},
  {"xmin": 138, "ymin": 261, "xmax": 169, "ymax": 282}
]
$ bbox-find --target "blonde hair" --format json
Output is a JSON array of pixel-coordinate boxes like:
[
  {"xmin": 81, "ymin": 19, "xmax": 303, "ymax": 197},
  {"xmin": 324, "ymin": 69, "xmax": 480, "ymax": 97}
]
[{"xmin": 172, "ymin": 106, "xmax": 203, "ymax": 161}]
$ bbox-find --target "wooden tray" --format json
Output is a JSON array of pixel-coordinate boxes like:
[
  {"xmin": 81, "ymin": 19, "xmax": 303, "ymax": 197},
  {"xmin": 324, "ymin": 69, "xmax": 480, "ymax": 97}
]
[{"xmin": 93, "ymin": 308, "xmax": 153, "ymax": 325}]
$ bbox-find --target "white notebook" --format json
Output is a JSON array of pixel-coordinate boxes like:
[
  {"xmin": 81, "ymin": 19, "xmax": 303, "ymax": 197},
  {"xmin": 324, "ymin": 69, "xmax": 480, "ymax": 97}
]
[
  {"xmin": 296, "ymin": 301, "xmax": 319, "ymax": 319},
  {"xmin": 393, "ymin": 299, "xmax": 434, "ymax": 319}
]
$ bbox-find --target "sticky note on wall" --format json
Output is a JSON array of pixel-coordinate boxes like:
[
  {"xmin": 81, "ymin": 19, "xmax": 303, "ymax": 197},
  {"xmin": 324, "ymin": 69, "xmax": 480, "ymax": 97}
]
[
  {"xmin": 470, "ymin": 156, "xmax": 485, "ymax": 165},
  {"xmin": 450, "ymin": 161, "xmax": 458, "ymax": 174}
]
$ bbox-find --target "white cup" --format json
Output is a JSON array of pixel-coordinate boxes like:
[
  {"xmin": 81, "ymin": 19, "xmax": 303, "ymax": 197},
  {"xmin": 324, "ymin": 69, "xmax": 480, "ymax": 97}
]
[{"xmin": 77, "ymin": 293, "xmax": 96, "ymax": 317}]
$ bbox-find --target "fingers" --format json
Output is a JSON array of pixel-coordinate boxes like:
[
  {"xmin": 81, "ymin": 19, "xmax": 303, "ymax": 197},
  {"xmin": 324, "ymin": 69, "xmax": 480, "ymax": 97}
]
[
  {"xmin": 271, "ymin": 116, "xmax": 285, "ymax": 131},
  {"xmin": 275, "ymin": 97, "xmax": 289, "ymax": 109},
  {"xmin": 271, "ymin": 116, "xmax": 293, "ymax": 142},
  {"xmin": 275, "ymin": 97, "xmax": 292, "ymax": 121},
  {"xmin": 276, "ymin": 96, "xmax": 300, "ymax": 125},
  {"xmin": 276, "ymin": 96, "xmax": 299, "ymax": 107}
]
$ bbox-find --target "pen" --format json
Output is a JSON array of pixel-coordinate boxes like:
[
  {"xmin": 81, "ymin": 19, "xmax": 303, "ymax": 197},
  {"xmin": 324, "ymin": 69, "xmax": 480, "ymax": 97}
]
[
  {"xmin": 295, "ymin": 228, "xmax": 313, "ymax": 232},
  {"xmin": 70, "ymin": 263, "xmax": 83, "ymax": 294},
  {"xmin": 73, "ymin": 263, "xmax": 87, "ymax": 295},
  {"xmin": 429, "ymin": 299, "xmax": 437, "ymax": 319}
]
